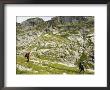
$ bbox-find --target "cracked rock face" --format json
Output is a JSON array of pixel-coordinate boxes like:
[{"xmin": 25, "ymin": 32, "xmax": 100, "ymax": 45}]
[{"xmin": 16, "ymin": 16, "xmax": 94, "ymax": 74}]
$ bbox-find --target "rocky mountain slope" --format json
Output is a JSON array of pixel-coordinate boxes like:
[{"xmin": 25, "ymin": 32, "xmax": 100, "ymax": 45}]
[{"xmin": 16, "ymin": 16, "xmax": 94, "ymax": 74}]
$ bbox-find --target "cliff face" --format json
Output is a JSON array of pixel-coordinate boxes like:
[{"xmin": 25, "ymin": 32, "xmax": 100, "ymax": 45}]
[
  {"xmin": 21, "ymin": 17, "xmax": 44, "ymax": 26},
  {"xmin": 16, "ymin": 16, "xmax": 94, "ymax": 74}
]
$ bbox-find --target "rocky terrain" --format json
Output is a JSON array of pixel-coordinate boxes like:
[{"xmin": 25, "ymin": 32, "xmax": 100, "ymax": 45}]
[{"xmin": 16, "ymin": 16, "xmax": 94, "ymax": 74}]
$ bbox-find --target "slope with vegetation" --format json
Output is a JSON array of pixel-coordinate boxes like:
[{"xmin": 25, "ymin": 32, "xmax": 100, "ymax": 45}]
[{"xmin": 16, "ymin": 16, "xmax": 94, "ymax": 74}]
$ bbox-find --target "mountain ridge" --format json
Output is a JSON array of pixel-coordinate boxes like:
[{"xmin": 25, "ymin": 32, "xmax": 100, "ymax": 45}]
[{"xmin": 16, "ymin": 16, "xmax": 94, "ymax": 74}]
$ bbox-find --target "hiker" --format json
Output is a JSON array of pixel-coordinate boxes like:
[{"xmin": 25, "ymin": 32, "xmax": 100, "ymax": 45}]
[
  {"xmin": 90, "ymin": 55, "xmax": 94, "ymax": 62},
  {"xmin": 25, "ymin": 52, "xmax": 30, "ymax": 62},
  {"xmin": 79, "ymin": 62, "xmax": 84, "ymax": 73},
  {"xmin": 90, "ymin": 51, "xmax": 94, "ymax": 62}
]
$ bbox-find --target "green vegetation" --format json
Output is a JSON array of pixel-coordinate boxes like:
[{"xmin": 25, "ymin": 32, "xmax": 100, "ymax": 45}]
[
  {"xmin": 16, "ymin": 16, "xmax": 94, "ymax": 74},
  {"xmin": 16, "ymin": 55, "xmax": 94, "ymax": 74}
]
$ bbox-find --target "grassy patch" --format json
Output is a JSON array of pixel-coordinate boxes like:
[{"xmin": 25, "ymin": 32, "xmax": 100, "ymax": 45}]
[{"xmin": 16, "ymin": 55, "xmax": 94, "ymax": 74}]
